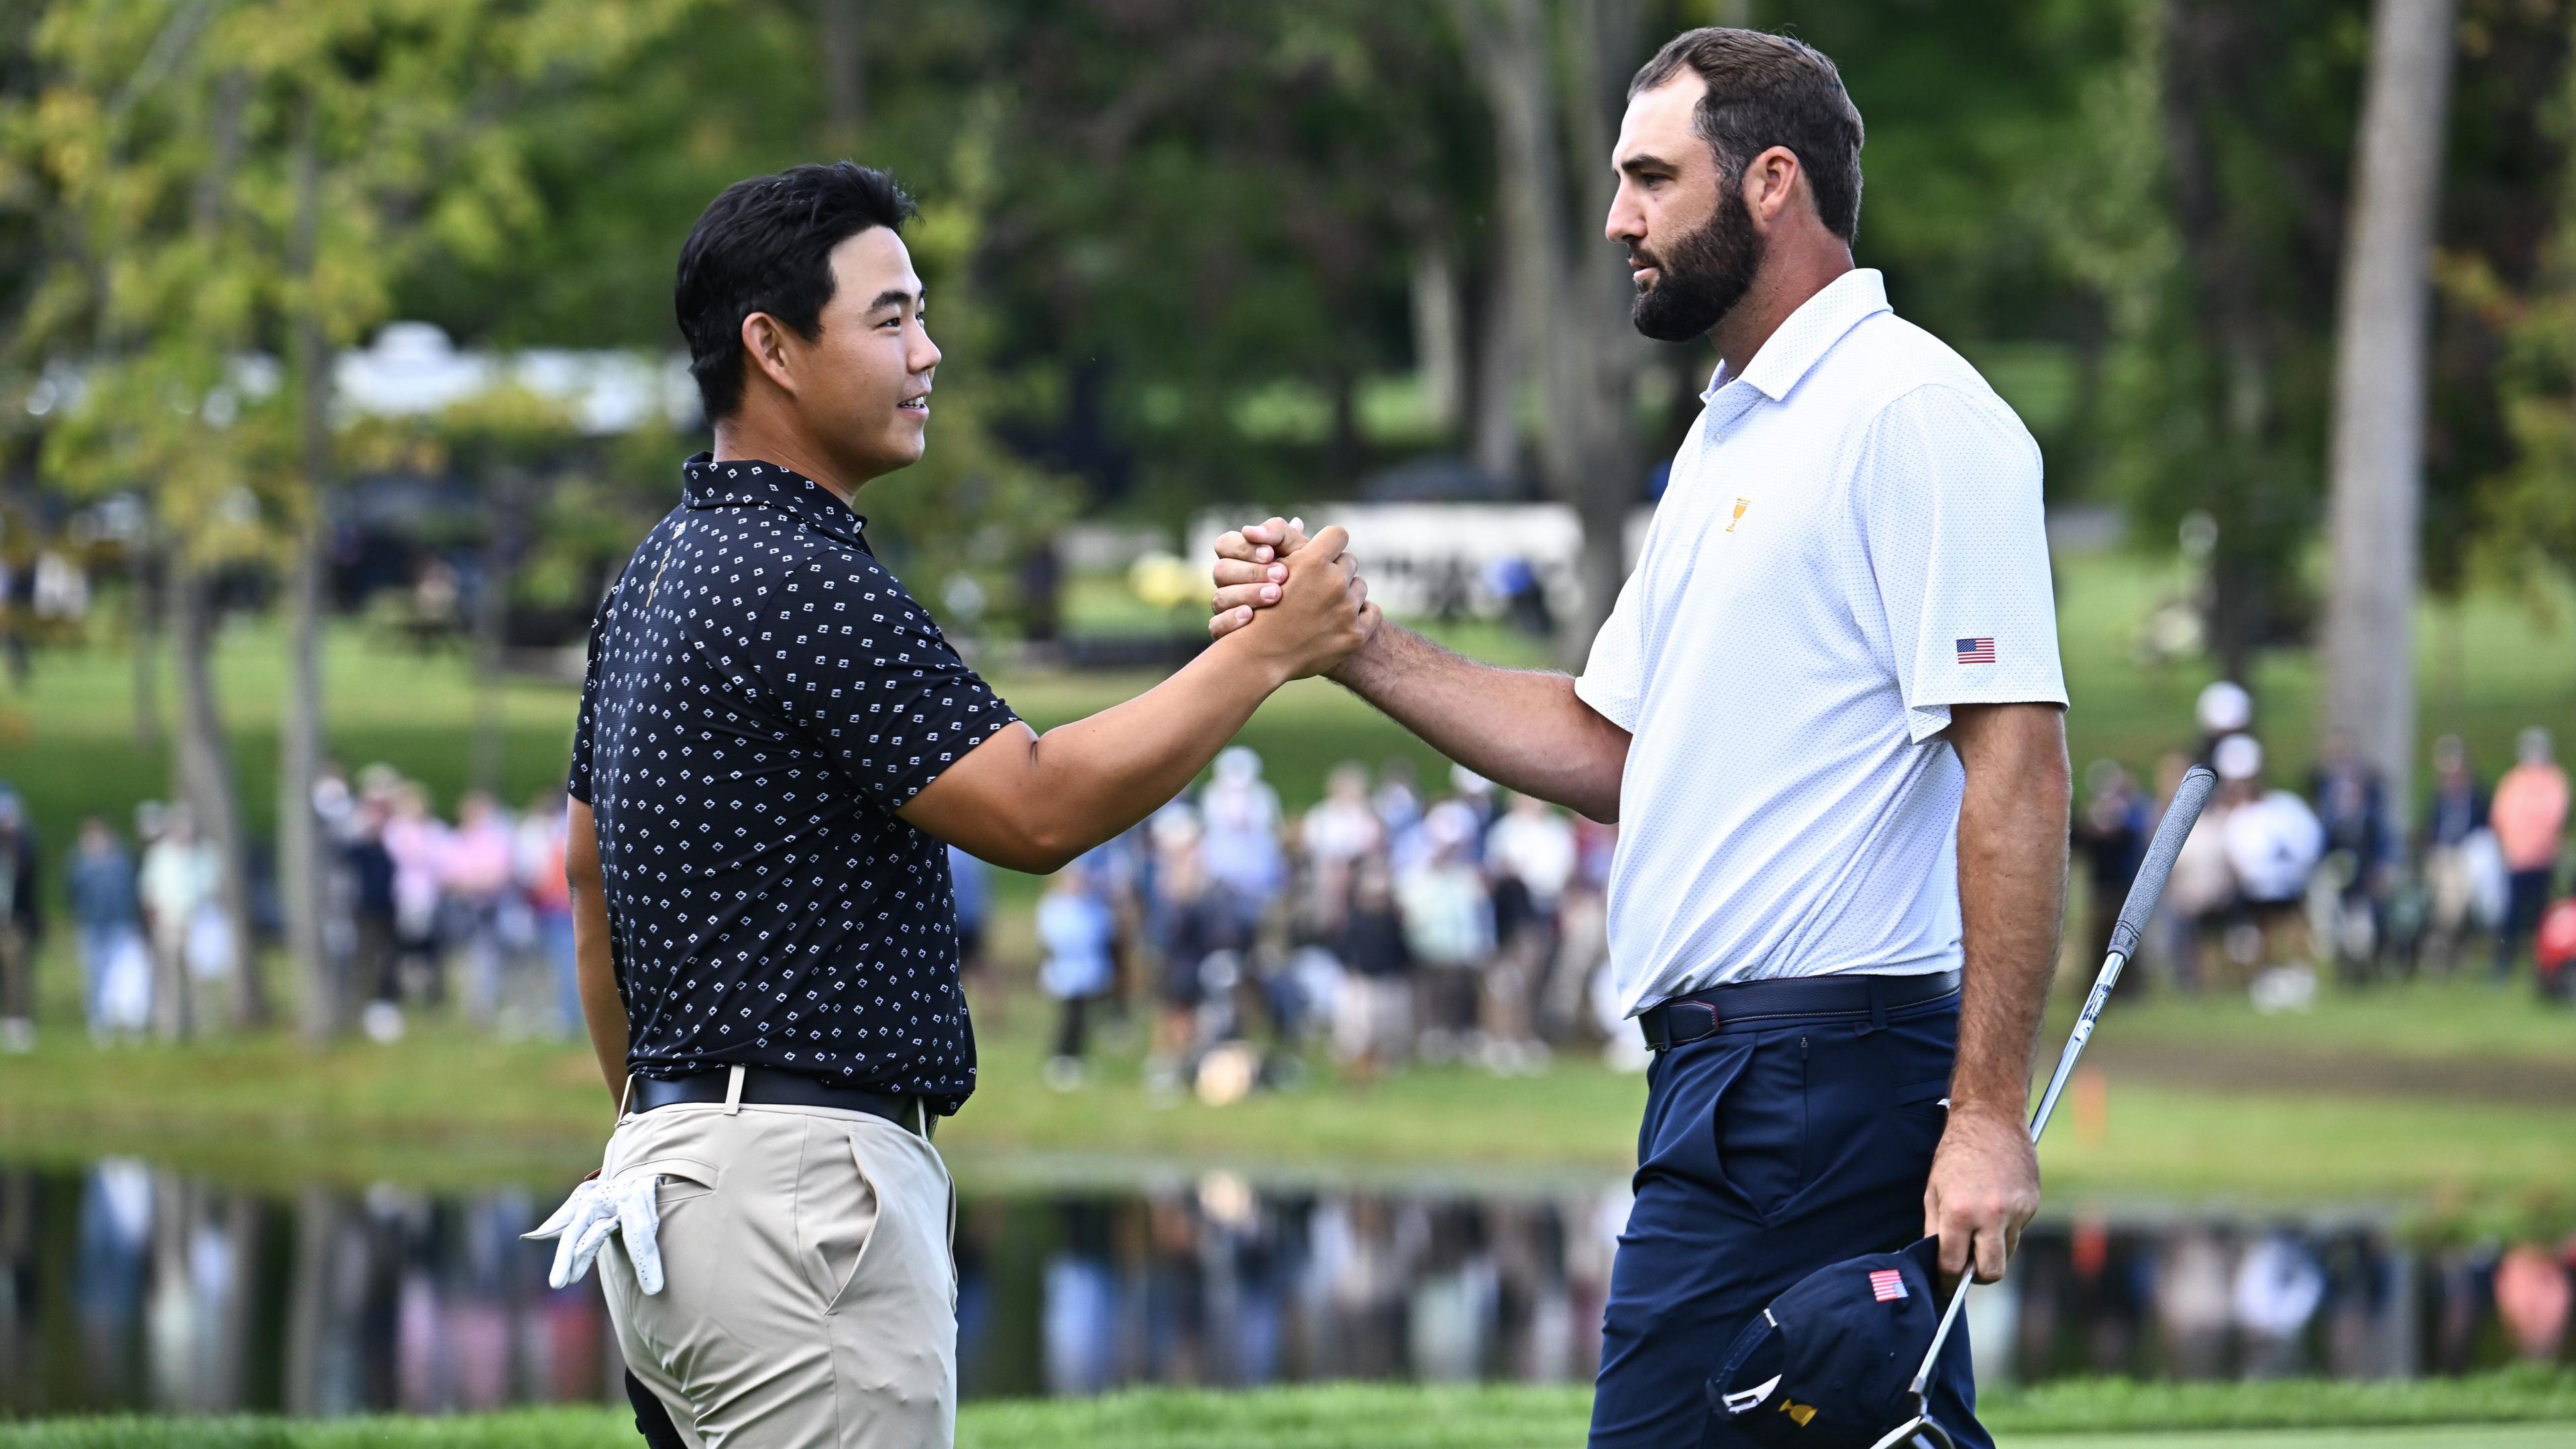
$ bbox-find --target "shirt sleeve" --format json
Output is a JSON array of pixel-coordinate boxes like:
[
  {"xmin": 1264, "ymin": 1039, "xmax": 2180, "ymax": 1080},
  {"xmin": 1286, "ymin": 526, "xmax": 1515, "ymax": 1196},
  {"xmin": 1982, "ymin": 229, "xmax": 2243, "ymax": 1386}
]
[
  {"xmin": 1574, "ymin": 545, "xmax": 1652, "ymax": 733},
  {"xmin": 762, "ymin": 550, "xmax": 1020, "ymax": 809},
  {"xmin": 566, "ymin": 581, "xmax": 618, "ymax": 806},
  {"xmin": 1850, "ymin": 384, "xmax": 2068, "ymax": 743}
]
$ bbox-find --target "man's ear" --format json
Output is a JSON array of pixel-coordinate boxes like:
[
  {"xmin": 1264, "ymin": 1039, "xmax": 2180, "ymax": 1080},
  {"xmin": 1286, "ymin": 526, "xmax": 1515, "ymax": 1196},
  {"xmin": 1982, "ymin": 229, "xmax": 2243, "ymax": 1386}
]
[
  {"xmin": 739, "ymin": 312, "xmax": 798, "ymax": 399},
  {"xmin": 1742, "ymin": 144, "xmax": 1805, "ymax": 230}
]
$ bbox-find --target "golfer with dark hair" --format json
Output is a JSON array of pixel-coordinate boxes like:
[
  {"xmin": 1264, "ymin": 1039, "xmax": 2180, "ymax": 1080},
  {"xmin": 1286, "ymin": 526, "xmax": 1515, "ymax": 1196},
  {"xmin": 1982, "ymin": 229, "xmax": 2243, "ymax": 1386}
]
[
  {"xmin": 543, "ymin": 162, "xmax": 1372, "ymax": 1448},
  {"xmin": 1212, "ymin": 28, "xmax": 2069, "ymax": 1448}
]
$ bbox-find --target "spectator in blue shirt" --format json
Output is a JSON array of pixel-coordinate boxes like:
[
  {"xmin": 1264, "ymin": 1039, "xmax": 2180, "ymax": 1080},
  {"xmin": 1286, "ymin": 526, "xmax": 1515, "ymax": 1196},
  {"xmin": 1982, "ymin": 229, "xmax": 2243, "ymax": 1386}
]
[
  {"xmin": 1038, "ymin": 859, "xmax": 1118, "ymax": 1091},
  {"xmin": 66, "ymin": 816, "xmax": 144, "ymax": 1041}
]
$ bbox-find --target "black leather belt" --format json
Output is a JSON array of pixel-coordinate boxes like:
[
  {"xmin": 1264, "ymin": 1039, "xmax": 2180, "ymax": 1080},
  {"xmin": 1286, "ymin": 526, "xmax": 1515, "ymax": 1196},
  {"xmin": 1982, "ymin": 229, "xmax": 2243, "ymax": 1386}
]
[
  {"xmin": 631, "ymin": 1067, "xmax": 934, "ymax": 1138},
  {"xmin": 1638, "ymin": 969, "xmax": 1962, "ymax": 1052}
]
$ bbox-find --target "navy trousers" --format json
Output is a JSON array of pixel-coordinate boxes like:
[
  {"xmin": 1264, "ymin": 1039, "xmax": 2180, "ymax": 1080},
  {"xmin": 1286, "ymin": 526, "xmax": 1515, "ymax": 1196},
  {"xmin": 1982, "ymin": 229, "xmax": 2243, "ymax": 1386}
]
[{"xmin": 1588, "ymin": 989, "xmax": 1990, "ymax": 1449}]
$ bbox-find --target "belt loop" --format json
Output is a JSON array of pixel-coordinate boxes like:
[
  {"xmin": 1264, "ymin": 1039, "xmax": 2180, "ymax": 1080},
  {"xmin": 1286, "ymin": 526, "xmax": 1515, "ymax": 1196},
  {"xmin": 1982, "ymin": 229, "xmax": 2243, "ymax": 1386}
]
[
  {"xmin": 1867, "ymin": 977, "xmax": 1888, "ymax": 1034},
  {"xmin": 616, "ymin": 1073, "xmax": 635, "ymax": 1120},
  {"xmin": 915, "ymin": 1097, "xmax": 930, "ymax": 1139},
  {"xmin": 724, "ymin": 1065, "xmax": 745, "ymax": 1115}
]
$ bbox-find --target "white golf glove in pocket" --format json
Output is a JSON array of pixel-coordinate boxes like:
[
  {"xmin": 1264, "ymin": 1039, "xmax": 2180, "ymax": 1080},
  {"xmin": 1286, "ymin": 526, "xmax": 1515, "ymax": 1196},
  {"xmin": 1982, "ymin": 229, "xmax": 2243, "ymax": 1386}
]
[{"xmin": 525, "ymin": 1171, "xmax": 664, "ymax": 1293}]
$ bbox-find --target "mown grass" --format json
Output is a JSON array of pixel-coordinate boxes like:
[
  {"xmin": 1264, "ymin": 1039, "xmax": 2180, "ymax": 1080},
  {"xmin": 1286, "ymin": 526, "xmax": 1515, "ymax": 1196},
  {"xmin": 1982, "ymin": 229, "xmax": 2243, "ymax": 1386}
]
[{"xmin": 3, "ymin": 1372, "xmax": 2574, "ymax": 1448}]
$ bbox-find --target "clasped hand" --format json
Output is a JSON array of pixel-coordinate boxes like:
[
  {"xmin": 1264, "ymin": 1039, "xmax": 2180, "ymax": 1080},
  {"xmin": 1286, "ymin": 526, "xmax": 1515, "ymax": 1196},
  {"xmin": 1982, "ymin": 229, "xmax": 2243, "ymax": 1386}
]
[{"xmin": 1214, "ymin": 519, "xmax": 1378, "ymax": 680}]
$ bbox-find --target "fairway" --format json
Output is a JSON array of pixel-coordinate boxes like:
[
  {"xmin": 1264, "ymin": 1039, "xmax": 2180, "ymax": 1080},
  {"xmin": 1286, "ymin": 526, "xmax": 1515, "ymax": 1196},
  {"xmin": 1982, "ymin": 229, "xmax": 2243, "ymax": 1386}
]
[
  {"xmin": 2018, "ymin": 1431, "xmax": 2569, "ymax": 1449},
  {"xmin": 5, "ymin": 1375, "xmax": 2574, "ymax": 1449}
]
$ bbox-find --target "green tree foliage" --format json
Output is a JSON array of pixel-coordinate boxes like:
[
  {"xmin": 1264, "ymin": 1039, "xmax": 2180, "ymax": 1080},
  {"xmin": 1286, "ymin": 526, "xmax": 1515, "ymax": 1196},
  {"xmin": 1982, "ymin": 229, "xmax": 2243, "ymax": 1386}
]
[
  {"xmin": 2035, "ymin": 0, "xmax": 2575, "ymax": 678},
  {"xmin": 3, "ymin": 0, "xmax": 691, "ymax": 1034},
  {"xmin": 2472, "ymin": 5, "xmax": 2576, "ymax": 619},
  {"xmin": 11, "ymin": 0, "xmax": 2576, "ymax": 688}
]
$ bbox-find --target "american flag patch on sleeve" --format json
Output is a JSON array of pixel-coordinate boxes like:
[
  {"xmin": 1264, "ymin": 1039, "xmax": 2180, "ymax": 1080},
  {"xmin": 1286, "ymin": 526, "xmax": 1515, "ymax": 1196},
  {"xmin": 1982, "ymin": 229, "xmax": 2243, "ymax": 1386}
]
[
  {"xmin": 1870, "ymin": 1269, "xmax": 1908, "ymax": 1303},
  {"xmin": 1954, "ymin": 637, "xmax": 1996, "ymax": 664}
]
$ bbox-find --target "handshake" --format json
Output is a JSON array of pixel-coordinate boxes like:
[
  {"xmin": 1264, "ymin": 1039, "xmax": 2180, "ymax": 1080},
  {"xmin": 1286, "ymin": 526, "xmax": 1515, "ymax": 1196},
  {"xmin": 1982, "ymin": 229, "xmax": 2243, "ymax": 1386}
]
[{"xmin": 1201, "ymin": 516, "xmax": 1381, "ymax": 682}]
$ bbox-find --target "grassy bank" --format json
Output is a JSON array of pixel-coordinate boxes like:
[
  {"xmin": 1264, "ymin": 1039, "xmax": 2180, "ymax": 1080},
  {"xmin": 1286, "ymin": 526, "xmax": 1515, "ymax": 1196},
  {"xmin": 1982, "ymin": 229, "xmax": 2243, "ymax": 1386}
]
[
  {"xmin": 1, "ymin": 975, "xmax": 2571, "ymax": 1213},
  {"xmin": 5, "ymin": 1373, "xmax": 2575, "ymax": 1448}
]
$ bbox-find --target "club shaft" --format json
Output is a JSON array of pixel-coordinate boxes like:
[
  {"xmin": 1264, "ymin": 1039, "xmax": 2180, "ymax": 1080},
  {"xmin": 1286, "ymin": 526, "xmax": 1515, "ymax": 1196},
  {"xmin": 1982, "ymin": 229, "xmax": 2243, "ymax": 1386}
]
[
  {"xmin": 1904, "ymin": 763, "xmax": 2214, "ymax": 1397},
  {"xmin": 2027, "ymin": 949, "xmax": 2127, "ymax": 1142},
  {"xmin": 1913, "ymin": 947, "xmax": 2127, "ymax": 1387}
]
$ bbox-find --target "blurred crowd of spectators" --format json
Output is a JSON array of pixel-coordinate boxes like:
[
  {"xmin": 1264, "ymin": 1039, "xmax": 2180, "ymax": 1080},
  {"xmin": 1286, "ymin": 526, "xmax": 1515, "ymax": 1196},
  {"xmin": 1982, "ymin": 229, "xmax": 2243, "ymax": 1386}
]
[
  {"xmin": 316, "ymin": 768, "xmax": 582, "ymax": 1044},
  {"xmin": 2076, "ymin": 680, "xmax": 2575, "ymax": 1008},
  {"xmin": 4, "ymin": 674, "xmax": 2569, "ymax": 1062},
  {"xmin": 0, "ymin": 768, "xmax": 579, "ymax": 1051},
  {"xmin": 1012, "ymin": 747, "xmax": 1621, "ymax": 1099}
]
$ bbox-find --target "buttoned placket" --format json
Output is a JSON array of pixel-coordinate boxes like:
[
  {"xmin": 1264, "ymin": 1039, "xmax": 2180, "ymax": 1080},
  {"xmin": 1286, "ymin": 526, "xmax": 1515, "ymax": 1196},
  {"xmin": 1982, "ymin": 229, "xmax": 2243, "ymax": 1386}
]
[{"xmin": 1699, "ymin": 376, "xmax": 1768, "ymax": 444}]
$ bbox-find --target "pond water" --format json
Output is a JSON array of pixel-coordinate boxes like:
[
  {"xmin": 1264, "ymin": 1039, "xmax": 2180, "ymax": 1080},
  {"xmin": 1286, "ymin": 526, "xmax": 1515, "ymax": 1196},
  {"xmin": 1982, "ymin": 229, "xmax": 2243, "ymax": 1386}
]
[{"xmin": 0, "ymin": 1159, "xmax": 2546, "ymax": 1417}]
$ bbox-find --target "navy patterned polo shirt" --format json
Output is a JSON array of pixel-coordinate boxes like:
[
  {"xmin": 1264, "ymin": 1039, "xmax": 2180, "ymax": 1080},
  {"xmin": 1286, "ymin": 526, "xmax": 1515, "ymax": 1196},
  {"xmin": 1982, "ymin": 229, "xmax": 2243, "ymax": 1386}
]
[{"xmin": 568, "ymin": 454, "xmax": 1017, "ymax": 1111}]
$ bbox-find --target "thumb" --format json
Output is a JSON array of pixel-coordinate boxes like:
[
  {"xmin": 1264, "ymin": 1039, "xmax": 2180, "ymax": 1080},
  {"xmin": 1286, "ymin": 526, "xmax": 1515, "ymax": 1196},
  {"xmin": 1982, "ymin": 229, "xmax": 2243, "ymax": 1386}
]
[{"xmin": 1293, "ymin": 525, "xmax": 1350, "ymax": 566}]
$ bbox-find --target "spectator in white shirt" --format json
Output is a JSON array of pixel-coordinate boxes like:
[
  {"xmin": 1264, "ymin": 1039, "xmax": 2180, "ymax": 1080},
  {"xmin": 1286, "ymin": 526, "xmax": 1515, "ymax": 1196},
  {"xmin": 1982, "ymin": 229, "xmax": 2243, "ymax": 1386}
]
[
  {"xmin": 1301, "ymin": 763, "xmax": 1384, "ymax": 936},
  {"xmin": 2214, "ymin": 734, "xmax": 2324, "ymax": 974},
  {"xmin": 138, "ymin": 806, "xmax": 218, "ymax": 1040},
  {"xmin": 1486, "ymin": 794, "xmax": 1578, "ymax": 914},
  {"xmin": 1395, "ymin": 802, "xmax": 1493, "ymax": 1063}
]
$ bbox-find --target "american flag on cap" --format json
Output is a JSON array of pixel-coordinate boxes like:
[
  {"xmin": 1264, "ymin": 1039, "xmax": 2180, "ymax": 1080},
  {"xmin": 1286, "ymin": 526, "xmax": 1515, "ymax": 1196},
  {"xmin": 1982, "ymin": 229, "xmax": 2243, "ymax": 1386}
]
[
  {"xmin": 1870, "ymin": 1268, "xmax": 1907, "ymax": 1303},
  {"xmin": 1954, "ymin": 637, "xmax": 1996, "ymax": 665}
]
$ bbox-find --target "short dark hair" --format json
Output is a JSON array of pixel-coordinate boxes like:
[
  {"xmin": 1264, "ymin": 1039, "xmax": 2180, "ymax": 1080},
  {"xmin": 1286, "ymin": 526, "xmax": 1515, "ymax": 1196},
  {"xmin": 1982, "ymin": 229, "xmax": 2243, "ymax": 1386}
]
[
  {"xmin": 674, "ymin": 162, "xmax": 918, "ymax": 421},
  {"xmin": 1629, "ymin": 28, "xmax": 1865, "ymax": 243}
]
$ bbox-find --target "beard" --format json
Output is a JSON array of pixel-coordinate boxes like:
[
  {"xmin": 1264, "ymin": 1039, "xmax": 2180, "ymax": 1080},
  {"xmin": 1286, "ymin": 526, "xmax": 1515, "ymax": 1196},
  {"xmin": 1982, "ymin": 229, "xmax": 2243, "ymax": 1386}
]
[{"xmin": 1628, "ymin": 182, "xmax": 1764, "ymax": 343}]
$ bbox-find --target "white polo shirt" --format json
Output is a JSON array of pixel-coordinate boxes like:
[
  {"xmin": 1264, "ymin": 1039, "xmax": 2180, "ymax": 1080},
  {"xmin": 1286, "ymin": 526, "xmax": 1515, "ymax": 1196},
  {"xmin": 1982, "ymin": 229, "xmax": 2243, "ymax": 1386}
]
[{"xmin": 1576, "ymin": 268, "xmax": 2065, "ymax": 1016}]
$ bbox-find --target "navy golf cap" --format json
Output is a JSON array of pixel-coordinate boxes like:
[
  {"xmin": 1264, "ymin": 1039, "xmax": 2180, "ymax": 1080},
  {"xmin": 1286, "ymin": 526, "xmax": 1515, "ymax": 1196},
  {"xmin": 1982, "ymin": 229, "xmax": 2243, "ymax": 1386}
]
[{"xmin": 1706, "ymin": 1236, "xmax": 1957, "ymax": 1449}]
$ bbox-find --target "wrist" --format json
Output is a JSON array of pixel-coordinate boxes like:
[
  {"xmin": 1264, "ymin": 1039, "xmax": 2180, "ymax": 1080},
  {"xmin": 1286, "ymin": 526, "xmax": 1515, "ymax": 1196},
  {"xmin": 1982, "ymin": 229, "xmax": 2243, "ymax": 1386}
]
[
  {"xmin": 1944, "ymin": 1095, "xmax": 2029, "ymax": 1131},
  {"xmin": 1326, "ymin": 616, "xmax": 1395, "ymax": 688},
  {"xmin": 1210, "ymin": 625, "xmax": 1295, "ymax": 692}
]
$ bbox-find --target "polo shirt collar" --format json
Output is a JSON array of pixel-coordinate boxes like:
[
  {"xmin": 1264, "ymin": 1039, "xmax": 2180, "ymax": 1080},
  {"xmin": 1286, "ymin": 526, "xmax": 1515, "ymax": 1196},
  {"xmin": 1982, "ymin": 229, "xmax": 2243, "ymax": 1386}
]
[
  {"xmin": 680, "ymin": 453, "xmax": 868, "ymax": 549},
  {"xmin": 1703, "ymin": 268, "xmax": 1892, "ymax": 404}
]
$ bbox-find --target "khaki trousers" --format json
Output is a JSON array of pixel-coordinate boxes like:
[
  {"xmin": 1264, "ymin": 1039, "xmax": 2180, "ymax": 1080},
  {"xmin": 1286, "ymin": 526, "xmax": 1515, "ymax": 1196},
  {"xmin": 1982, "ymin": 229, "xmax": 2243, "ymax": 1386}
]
[{"xmin": 598, "ymin": 1089, "xmax": 957, "ymax": 1448}]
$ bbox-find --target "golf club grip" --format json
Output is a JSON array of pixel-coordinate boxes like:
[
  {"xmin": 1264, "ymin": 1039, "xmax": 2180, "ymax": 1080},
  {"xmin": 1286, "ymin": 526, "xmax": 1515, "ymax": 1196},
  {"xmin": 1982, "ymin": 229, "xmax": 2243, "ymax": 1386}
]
[{"xmin": 2105, "ymin": 765, "xmax": 2218, "ymax": 961}]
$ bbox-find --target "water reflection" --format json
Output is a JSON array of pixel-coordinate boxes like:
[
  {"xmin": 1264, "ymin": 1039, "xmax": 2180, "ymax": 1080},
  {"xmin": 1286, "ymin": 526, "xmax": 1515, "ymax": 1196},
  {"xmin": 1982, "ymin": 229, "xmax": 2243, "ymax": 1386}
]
[{"xmin": 0, "ymin": 1160, "xmax": 2557, "ymax": 1417}]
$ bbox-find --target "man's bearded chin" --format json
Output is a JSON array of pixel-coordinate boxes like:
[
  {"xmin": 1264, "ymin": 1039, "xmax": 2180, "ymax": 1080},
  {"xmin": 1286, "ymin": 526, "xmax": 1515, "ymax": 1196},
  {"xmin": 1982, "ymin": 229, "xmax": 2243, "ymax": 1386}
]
[{"xmin": 1629, "ymin": 186, "xmax": 1764, "ymax": 343}]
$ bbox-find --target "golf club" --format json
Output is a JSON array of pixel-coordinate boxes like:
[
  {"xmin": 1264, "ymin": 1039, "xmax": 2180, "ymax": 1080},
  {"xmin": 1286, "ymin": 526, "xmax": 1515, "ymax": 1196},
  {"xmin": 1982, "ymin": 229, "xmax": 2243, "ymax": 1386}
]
[{"xmin": 1871, "ymin": 763, "xmax": 2221, "ymax": 1449}]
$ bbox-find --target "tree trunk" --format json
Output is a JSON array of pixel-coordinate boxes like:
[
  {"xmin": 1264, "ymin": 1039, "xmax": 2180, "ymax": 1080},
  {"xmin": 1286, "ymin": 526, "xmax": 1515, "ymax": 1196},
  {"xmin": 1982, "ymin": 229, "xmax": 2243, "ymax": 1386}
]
[
  {"xmin": 282, "ymin": 97, "xmax": 331, "ymax": 1042},
  {"xmin": 1550, "ymin": 0, "xmax": 1648, "ymax": 665},
  {"xmin": 1410, "ymin": 239, "xmax": 1467, "ymax": 435},
  {"xmin": 130, "ymin": 547, "xmax": 162, "ymax": 753},
  {"xmin": 820, "ymin": 0, "xmax": 865, "ymax": 146},
  {"xmin": 2321, "ymin": 0, "xmax": 2455, "ymax": 824},
  {"xmin": 166, "ymin": 560, "xmax": 254, "ymax": 1038},
  {"xmin": 280, "ymin": 519, "xmax": 327, "ymax": 1040},
  {"xmin": 1456, "ymin": 0, "xmax": 1646, "ymax": 665},
  {"xmin": 1467, "ymin": 256, "xmax": 1523, "ymax": 485},
  {"xmin": 470, "ymin": 467, "xmax": 523, "ymax": 796}
]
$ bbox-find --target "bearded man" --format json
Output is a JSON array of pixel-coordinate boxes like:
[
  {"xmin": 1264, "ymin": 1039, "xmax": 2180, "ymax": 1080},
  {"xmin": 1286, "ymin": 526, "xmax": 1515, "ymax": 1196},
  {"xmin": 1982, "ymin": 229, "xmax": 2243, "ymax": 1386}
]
[{"xmin": 1210, "ymin": 28, "xmax": 2070, "ymax": 1448}]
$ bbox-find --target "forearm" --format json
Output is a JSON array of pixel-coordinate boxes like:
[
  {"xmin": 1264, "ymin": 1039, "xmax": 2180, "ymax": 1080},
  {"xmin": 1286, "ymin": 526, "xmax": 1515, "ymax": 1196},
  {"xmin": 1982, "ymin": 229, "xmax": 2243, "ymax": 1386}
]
[
  {"xmin": 1017, "ymin": 635, "xmax": 1289, "ymax": 854},
  {"xmin": 907, "ymin": 631, "xmax": 1289, "ymax": 873},
  {"xmin": 566, "ymin": 803, "xmax": 627, "ymax": 1110},
  {"xmin": 573, "ymin": 900, "xmax": 626, "ymax": 1110},
  {"xmin": 1945, "ymin": 707, "xmax": 2072, "ymax": 1123},
  {"xmin": 1333, "ymin": 623, "xmax": 1628, "ymax": 821}
]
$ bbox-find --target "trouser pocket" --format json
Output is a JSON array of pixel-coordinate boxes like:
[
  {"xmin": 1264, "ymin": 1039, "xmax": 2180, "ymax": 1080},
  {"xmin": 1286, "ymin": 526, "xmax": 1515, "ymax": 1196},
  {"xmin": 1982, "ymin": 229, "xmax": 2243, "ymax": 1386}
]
[
  {"xmin": 1712, "ymin": 1030, "xmax": 1809, "ymax": 1219},
  {"xmin": 798, "ymin": 1119, "xmax": 883, "ymax": 1310}
]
